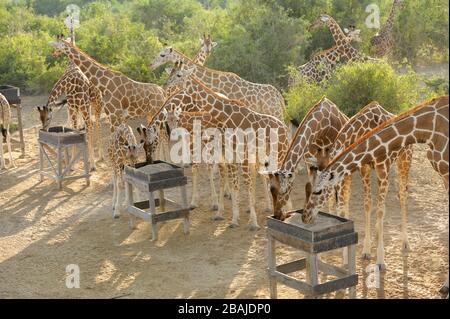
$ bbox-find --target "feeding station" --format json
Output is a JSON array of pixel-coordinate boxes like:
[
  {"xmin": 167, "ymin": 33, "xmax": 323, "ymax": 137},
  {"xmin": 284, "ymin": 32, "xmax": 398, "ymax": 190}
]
[
  {"xmin": 38, "ymin": 126, "xmax": 90, "ymax": 190},
  {"xmin": 0, "ymin": 85, "xmax": 25, "ymax": 156},
  {"xmin": 267, "ymin": 210, "xmax": 358, "ymax": 299},
  {"xmin": 124, "ymin": 161, "xmax": 191, "ymax": 241}
]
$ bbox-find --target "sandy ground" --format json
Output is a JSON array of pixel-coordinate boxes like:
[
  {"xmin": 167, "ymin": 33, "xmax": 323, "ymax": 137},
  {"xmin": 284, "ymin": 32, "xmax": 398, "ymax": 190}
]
[{"xmin": 0, "ymin": 96, "xmax": 448, "ymax": 299}]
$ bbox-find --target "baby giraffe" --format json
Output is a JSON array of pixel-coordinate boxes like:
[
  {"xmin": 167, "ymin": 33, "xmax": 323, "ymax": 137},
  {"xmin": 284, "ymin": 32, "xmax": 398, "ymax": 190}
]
[
  {"xmin": 0, "ymin": 93, "xmax": 16, "ymax": 169},
  {"xmin": 107, "ymin": 123, "xmax": 142, "ymax": 218}
]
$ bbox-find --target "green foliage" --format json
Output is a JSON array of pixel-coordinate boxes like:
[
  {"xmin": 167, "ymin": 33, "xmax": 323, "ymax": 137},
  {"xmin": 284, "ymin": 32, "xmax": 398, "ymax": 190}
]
[
  {"xmin": 285, "ymin": 61, "xmax": 431, "ymax": 122},
  {"xmin": 0, "ymin": 0, "xmax": 448, "ymax": 94},
  {"xmin": 422, "ymin": 75, "xmax": 449, "ymax": 96}
]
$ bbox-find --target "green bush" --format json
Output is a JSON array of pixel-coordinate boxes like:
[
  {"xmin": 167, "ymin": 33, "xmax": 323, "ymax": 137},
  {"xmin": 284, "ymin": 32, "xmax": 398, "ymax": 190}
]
[{"xmin": 285, "ymin": 61, "xmax": 433, "ymax": 122}]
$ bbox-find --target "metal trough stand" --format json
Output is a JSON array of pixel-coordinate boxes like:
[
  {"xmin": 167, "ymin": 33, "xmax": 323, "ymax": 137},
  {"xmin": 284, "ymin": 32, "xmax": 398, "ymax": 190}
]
[
  {"xmin": 124, "ymin": 160, "xmax": 191, "ymax": 241},
  {"xmin": 267, "ymin": 210, "xmax": 358, "ymax": 299},
  {"xmin": 38, "ymin": 126, "xmax": 90, "ymax": 190}
]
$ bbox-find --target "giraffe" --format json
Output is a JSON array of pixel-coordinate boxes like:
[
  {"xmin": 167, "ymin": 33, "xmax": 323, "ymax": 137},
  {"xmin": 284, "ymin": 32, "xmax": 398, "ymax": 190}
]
[
  {"xmin": 290, "ymin": 15, "xmax": 363, "ymax": 85},
  {"xmin": 150, "ymin": 48, "xmax": 286, "ymax": 121},
  {"xmin": 107, "ymin": 123, "xmax": 143, "ymax": 218},
  {"xmin": 306, "ymin": 101, "xmax": 413, "ymax": 267},
  {"xmin": 0, "ymin": 93, "xmax": 16, "ymax": 170},
  {"xmin": 49, "ymin": 35, "xmax": 166, "ymax": 130},
  {"xmin": 157, "ymin": 34, "xmax": 218, "ymax": 162},
  {"xmin": 262, "ymin": 96, "xmax": 349, "ymax": 220},
  {"xmin": 166, "ymin": 73, "xmax": 290, "ymax": 230},
  {"xmin": 139, "ymin": 77, "xmax": 225, "ymax": 212},
  {"xmin": 46, "ymin": 61, "xmax": 104, "ymax": 169},
  {"xmin": 303, "ymin": 96, "xmax": 448, "ymax": 292},
  {"xmin": 370, "ymin": 0, "xmax": 405, "ymax": 58}
]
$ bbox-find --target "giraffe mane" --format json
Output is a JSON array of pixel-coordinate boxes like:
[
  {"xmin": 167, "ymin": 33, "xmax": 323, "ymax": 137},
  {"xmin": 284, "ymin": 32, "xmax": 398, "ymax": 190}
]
[
  {"xmin": 188, "ymin": 76, "xmax": 247, "ymax": 107},
  {"xmin": 280, "ymin": 96, "xmax": 328, "ymax": 166},
  {"xmin": 326, "ymin": 95, "xmax": 449, "ymax": 168},
  {"xmin": 147, "ymin": 103, "xmax": 168, "ymax": 126}
]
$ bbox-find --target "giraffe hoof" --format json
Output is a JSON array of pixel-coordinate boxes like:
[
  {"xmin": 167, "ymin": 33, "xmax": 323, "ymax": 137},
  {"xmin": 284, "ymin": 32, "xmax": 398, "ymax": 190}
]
[
  {"xmin": 249, "ymin": 225, "xmax": 261, "ymax": 231},
  {"xmin": 439, "ymin": 285, "xmax": 449, "ymax": 296},
  {"xmin": 224, "ymin": 194, "xmax": 232, "ymax": 200},
  {"xmin": 211, "ymin": 205, "xmax": 219, "ymax": 211},
  {"xmin": 229, "ymin": 223, "xmax": 239, "ymax": 229},
  {"xmin": 113, "ymin": 214, "xmax": 120, "ymax": 219},
  {"xmin": 377, "ymin": 263, "xmax": 387, "ymax": 271},
  {"xmin": 361, "ymin": 253, "xmax": 371, "ymax": 260},
  {"xmin": 211, "ymin": 216, "xmax": 224, "ymax": 221},
  {"xmin": 246, "ymin": 209, "xmax": 250, "ymax": 214},
  {"xmin": 189, "ymin": 204, "xmax": 198, "ymax": 210}
]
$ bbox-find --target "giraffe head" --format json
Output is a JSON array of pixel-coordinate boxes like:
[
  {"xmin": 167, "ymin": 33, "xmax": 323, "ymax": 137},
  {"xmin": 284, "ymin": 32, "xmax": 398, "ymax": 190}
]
[
  {"xmin": 49, "ymin": 34, "xmax": 70, "ymax": 57},
  {"xmin": 164, "ymin": 60, "xmax": 195, "ymax": 91},
  {"xmin": 162, "ymin": 105, "xmax": 183, "ymax": 140},
  {"xmin": 136, "ymin": 124, "xmax": 159, "ymax": 164},
  {"xmin": 36, "ymin": 106, "xmax": 53, "ymax": 130},
  {"xmin": 310, "ymin": 14, "xmax": 333, "ymax": 31},
  {"xmin": 124, "ymin": 143, "xmax": 142, "ymax": 166},
  {"xmin": 200, "ymin": 34, "xmax": 218, "ymax": 55},
  {"xmin": 343, "ymin": 25, "xmax": 362, "ymax": 43},
  {"xmin": 150, "ymin": 45, "xmax": 176, "ymax": 70}
]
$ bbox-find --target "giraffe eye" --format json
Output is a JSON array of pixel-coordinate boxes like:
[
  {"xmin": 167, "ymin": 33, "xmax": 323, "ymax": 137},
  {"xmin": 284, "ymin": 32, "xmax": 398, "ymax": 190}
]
[
  {"xmin": 160, "ymin": 54, "xmax": 165, "ymax": 58},
  {"xmin": 313, "ymin": 190, "xmax": 322, "ymax": 195}
]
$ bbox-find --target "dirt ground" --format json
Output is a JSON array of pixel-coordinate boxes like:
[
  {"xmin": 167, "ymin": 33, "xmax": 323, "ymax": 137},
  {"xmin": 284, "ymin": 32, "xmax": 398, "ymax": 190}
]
[{"xmin": 0, "ymin": 96, "xmax": 448, "ymax": 299}]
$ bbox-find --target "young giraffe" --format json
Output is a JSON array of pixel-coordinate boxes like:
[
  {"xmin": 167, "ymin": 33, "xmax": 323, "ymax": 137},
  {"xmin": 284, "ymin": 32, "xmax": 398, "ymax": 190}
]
[
  {"xmin": 107, "ymin": 123, "xmax": 142, "ymax": 218},
  {"xmin": 370, "ymin": 0, "xmax": 405, "ymax": 58},
  {"xmin": 150, "ymin": 48, "xmax": 285, "ymax": 121},
  {"xmin": 157, "ymin": 34, "xmax": 218, "ymax": 162},
  {"xmin": 304, "ymin": 96, "xmax": 448, "ymax": 290},
  {"xmin": 46, "ymin": 61, "xmax": 103, "ymax": 169},
  {"xmin": 168, "ymin": 74, "xmax": 290, "ymax": 230},
  {"xmin": 263, "ymin": 96, "xmax": 349, "ymax": 220},
  {"xmin": 307, "ymin": 101, "xmax": 413, "ymax": 266},
  {"xmin": 49, "ymin": 36, "xmax": 166, "ymax": 130},
  {"xmin": 0, "ymin": 93, "xmax": 16, "ymax": 170}
]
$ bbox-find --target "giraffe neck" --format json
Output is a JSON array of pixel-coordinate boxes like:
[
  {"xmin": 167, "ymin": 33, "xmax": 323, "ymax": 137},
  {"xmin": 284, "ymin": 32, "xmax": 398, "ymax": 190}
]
[
  {"xmin": 63, "ymin": 42, "xmax": 115, "ymax": 91},
  {"xmin": 193, "ymin": 47, "xmax": 209, "ymax": 65},
  {"xmin": 383, "ymin": 0, "xmax": 401, "ymax": 33},
  {"xmin": 327, "ymin": 96, "xmax": 449, "ymax": 184},
  {"xmin": 47, "ymin": 77, "xmax": 70, "ymax": 106},
  {"xmin": 326, "ymin": 16, "xmax": 349, "ymax": 45}
]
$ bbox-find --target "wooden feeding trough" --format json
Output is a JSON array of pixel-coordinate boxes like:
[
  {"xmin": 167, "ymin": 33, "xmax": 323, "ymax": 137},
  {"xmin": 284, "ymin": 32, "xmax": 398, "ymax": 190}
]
[
  {"xmin": 267, "ymin": 210, "xmax": 358, "ymax": 299},
  {"xmin": 0, "ymin": 85, "xmax": 24, "ymax": 156},
  {"xmin": 124, "ymin": 160, "xmax": 191, "ymax": 241},
  {"xmin": 38, "ymin": 126, "xmax": 90, "ymax": 190}
]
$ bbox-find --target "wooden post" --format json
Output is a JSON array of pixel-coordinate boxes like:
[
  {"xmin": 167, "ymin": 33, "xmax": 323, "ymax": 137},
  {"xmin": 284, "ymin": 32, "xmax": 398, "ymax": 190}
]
[
  {"xmin": 83, "ymin": 143, "xmax": 90, "ymax": 186},
  {"xmin": 348, "ymin": 244, "xmax": 357, "ymax": 299},
  {"xmin": 148, "ymin": 191, "xmax": 158, "ymax": 241},
  {"xmin": 126, "ymin": 181, "xmax": 136, "ymax": 229},
  {"xmin": 306, "ymin": 254, "xmax": 319, "ymax": 298},
  {"xmin": 268, "ymin": 234, "xmax": 278, "ymax": 299},
  {"xmin": 158, "ymin": 189, "xmax": 166, "ymax": 211},
  {"xmin": 39, "ymin": 143, "xmax": 44, "ymax": 182},
  {"xmin": 180, "ymin": 185, "xmax": 189, "ymax": 234}
]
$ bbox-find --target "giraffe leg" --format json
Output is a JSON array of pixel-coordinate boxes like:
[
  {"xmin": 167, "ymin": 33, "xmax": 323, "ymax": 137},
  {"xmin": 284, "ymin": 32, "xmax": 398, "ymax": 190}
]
[
  {"xmin": 228, "ymin": 164, "xmax": 240, "ymax": 228},
  {"xmin": 261, "ymin": 174, "xmax": 273, "ymax": 213},
  {"xmin": 213, "ymin": 163, "xmax": 227, "ymax": 221},
  {"xmin": 244, "ymin": 163, "xmax": 259, "ymax": 231},
  {"xmin": 375, "ymin": 165, "xmax": 389, "ymax": 270},
  {"xmin": 190, "ymin": 164, "xmax": 199, "ymax": 209},
  {"xmin": 112, "ymin": 174, "xmax": 118, "ymax": 218},
  {"xmin": 360, "ymin": 165, "xmax": 373, "ymax": 260},
  {"xmin": 82, "ymin": 112, "xmax": 96, "ymax": 171},
  {"xmin": 440, "ymin": 276, "xmax": 449, "ymax": 296},
  {"xmin": 208, "ymin": 164, "xmax": 219, "ymax": 211},
  {"xmin": 397, "ymin": 149, "xmax": 412, "ymax": 253},
  {"xmin": 335, "ymin": 177, "xmax": 350, "ymax": 265},
  {"xmin": 94, "ymin": 113, "xmax": 104, "ymax": 162},
  {"xmin": 0, "ymin": 130, "xmax": 5, "ymax": 170}
]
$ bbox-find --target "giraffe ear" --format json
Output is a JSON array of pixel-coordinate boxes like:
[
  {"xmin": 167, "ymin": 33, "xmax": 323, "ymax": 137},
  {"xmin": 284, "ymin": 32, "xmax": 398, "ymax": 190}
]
[
  {"xmin": 37, "ymin": 106, "xmax": 41, "ymax": 111},
  {"xmin": 165, "ymin": 67, "xmax": 173, "ymax": 75},
  {"xmin": 211, "ymin": 42, "xmax": 218, "ymax": 48},
  {"xmin": 344, "ymin": 28, "xmax": 350, "ymax": 34}
]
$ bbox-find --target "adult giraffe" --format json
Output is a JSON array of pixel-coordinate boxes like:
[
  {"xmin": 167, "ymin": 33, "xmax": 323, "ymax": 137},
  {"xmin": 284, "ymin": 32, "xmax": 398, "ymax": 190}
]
[
  {"xmin": 307, "ymin": 101, "xmax": 413, "ymax": 267},
  {"xmin": 49, "ymin": 35, "xmax": 166, "ymax": 130},
  {"xmin": 0, "ymin": 93, "xmax": 16, "ymax": 169},
  {"xmin": 46, "ymin": 61, "xmax": 103, "ymax": 169},
  {"xmin": 370, "ymin": 0, "xmax": 405, "ymax": 58},
  {"xmin": 303, "ymin": 95, "xmax": 448, "ymax": 295},
  {"xmin": 149, "ymin": 48, "xmax": 285, "ymax": 121},
  {"xmin": 262, "ymin": 97, "xmax": 348, "ymax": 220}
]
